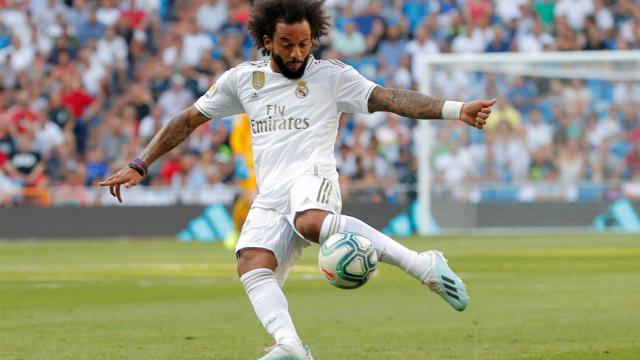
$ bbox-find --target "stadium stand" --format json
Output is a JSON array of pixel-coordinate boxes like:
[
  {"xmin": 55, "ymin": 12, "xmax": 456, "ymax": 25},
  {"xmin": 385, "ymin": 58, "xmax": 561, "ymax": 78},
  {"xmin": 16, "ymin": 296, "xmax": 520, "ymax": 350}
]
[{"xmin": 0, "ymin": 0, "xmax": 639, "ymax": 206}]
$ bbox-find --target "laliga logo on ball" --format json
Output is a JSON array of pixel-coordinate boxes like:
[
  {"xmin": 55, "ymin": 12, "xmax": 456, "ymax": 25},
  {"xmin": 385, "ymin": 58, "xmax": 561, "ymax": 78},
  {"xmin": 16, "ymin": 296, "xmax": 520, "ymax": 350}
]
[{"xmin": 318, "ymin": 232, "xmax": 378, "ymax": 289}]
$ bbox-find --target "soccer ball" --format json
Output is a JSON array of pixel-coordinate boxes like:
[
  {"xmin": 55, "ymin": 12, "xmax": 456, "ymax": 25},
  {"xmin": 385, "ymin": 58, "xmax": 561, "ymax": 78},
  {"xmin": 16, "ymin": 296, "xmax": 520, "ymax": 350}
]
[{"xmin": 318, "ymin": 232, "xmax": 378, "ymax": 289}]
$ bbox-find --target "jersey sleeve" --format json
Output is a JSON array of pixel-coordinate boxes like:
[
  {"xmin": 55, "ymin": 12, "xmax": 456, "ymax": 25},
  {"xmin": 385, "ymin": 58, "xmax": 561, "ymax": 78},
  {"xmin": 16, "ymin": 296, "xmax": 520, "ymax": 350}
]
[
  {"xmin": 335, "ymin": 65, "xmax": 378, "ymax": 114},
  {"xmin": 194, "ymin": 69, "xmax": 245, "ymax": 119}
]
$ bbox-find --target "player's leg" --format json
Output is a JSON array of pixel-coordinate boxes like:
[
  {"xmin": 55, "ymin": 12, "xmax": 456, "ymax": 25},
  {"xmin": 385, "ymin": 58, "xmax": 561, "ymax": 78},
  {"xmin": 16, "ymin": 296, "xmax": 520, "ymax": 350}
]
[
  {"xmin": 236, "ymin": 208, "xmax": 312, "ymax": 359},
  {"xmin": 290, "ymin": 174, "xmax": 465, "ymax": 310},
  {"xmin": 315, "ymin": 212, "xmax": 468, "ymax": 311},
  {"xmin": 296, "ymin": 209, "xmax": 429, "ymax": 275},
  {"xmin": 291, "ymin": 175, "xmax": 434, "ymax": 279}
]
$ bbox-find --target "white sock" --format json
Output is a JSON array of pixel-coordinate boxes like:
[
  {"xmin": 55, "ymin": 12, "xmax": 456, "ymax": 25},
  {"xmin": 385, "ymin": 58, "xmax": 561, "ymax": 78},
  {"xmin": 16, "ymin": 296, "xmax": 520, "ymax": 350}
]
[
  {"xmin": 240, "ymin": 268, "xmax": 302, "ymax": 347},
  {"xmin": 320, "ymin": 214, "xmax": 431, "ymax": 279}
]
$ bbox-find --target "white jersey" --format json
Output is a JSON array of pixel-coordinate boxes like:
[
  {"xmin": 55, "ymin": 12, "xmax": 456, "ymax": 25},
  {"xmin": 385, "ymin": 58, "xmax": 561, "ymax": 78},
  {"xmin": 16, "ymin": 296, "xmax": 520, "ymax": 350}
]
[{"xmin": 194, "ymin": 56, "xmax": 377, "ymax": 213}]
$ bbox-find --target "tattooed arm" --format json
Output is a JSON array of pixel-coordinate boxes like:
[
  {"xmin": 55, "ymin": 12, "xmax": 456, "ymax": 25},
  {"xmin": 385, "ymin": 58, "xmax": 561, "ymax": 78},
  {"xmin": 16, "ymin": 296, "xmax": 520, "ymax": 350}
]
[
  {"xmin": 139, "ymin": 106, "xmax": 210, "ymax": 165},
  {"xmin": 367, "ymin": 86, "xmax": 496, "ymax": 127},
  {"xmin": 99, "ymin": 106, "xmax": 211, "ymax": 202},
  {"xmin": 368, "ymin": 86, "xmax": 445, "ymax": 119}
]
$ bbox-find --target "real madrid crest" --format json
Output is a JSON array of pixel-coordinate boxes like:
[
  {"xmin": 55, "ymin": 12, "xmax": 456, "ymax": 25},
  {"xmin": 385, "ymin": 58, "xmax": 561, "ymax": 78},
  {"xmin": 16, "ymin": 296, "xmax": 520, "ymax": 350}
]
[
  {"xmin": 295, "ymin": 80, "xmax": 309, "ymax": 98},
  {"xmin": 252, "ymin": 71, "xmax": 265, "ymax": 90}
]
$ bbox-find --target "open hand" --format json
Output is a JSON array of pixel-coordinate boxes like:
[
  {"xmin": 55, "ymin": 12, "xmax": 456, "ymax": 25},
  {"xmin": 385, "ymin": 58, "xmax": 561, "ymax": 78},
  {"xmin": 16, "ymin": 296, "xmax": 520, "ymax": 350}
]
[
  {"xmin": 98, "ymin": 167, "xmax": 143, "ymax": 203},
  {"xmin": 460, "ymin": 99, "xmax": 496, "ymax": 129}
]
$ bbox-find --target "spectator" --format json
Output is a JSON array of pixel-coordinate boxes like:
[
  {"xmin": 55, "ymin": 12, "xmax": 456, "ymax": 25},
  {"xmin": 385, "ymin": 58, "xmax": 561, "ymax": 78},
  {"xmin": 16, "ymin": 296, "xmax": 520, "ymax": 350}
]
[
  {"xmin": 508, "ymin": 76, "xmax": 538, "ymax": 115},
  {"xmin": 99, "ymin": 116, "xmax": 131, "ymax": 163},
  {"xmin": 562, "ymin": 79, "xmax": 592, "ymax": 118},
  {"xmin": 1, "ymin": 0, "xmax": 30, "ymax": 33},
  {"xmin": 583, "ymin": 24, "xmax": 609, "ymax": 50},
  {"xmin": 139, "ymin": 106, "xmax": 164, "ymax": 143},
  {"xmin": 158, "ymin": 74, "xmax": 193, "ymax": 125},
  {"xmin": 375, "ymin": 113, "xmax": 410, "ymax": 163},
  {"xmin": 96, "ymin": 27, "xmax": 128, "ymax": 88},
  {"xmin": 489, "ymin": 121, "xmax": 530, "ymax": 181},
  {"xmin": 181, "ymin": 22, "xmax": 214, "ymax": 67},
  {"xmin": 52, "ymin": 162, "xmax": 92, "ymax": 206},
  {"xmin": 6, "ymin": 35, "xmax": 35, "ymax": 73},
  {"xmin": 33, "ymin": 111, "xmax": 65, "ymax": 155},
  {"xmin": 554, "ymin": 17, "xmax": 582, "ymax": 50},
  {"xmin": 336, "ymin": 144, "xmax": 358, "ymax": 179},
  {"xmin": 555, "ymin": 137, "xmax": 586, "ymax": 200},
  {"xmin": 3, "ymin": 133, "xmax": 48, "ymax": 187},
  {"xmin": 364, "ymin": 18, "xmax": 385, "ymax": 54},
  {"xmin": 171, "ymin": 150, "xmax": 208, "ymax": 189},
  {"xmin": 486, "ymin": 96, "xmax": 522, "ymax": 131},
  {"xmin": 77, "ymin": 44, "xmax": 107, "ymax": 96},
  {"xmin": 555, "ymin": 0, "xmax": 595, "ymax": 30},
  {"xmin": 534, "ymin": 0, "xmax": 556, "ymax": 30},
  {"xmin": 0, "ymin": 120, "xmax": 16, "ymax": 164},
  {"xmin": 333, "ymin": 20, "xmax": 367, "ymax": 57},
  {"xmin": 86, "ymin": 146, "xmax": 109, "ymax": 186},
  {"xmin": 525, "ymin": 110, "xmax": 554, "ymax": 156},
  {"xmin": 594, "ymin": 0, "xmax": 614, "ymax": 32},
  {"xmin": 64, "ymin": 0, "xmax": 91, "ymax": 33},
  {"xmin": 464, "ymin": 0, "xmax": 491, "ymax": 27},
  {"xmin": 218, "ymin": 27, "xmax": 245, "ymax": 68},
  {"xmin": 197, "ymin": 0, "xmax": 229, "ymax": 34},
  {"xmin": 486, "ymin": 25, "xmax": 511, "ymax": 52},
  {"xmin": 517, "ymin": 20, "xmax": 555, "ymax": 52},
  {"xmin": 433, "ymin": 68, "xmax": 470, "ymax": 101},
  {"xmin": 434, "ymin": 139, "xmax": 474, "ymax": 184},
  {"xmin": 612, "ymin": 80, "xmax": 640, "ymax": 106},
  {"xmin": 6, "ymin": 90, "xmax": 38, "ymax": 133},
  {"xmin": 406, "ymin": 26, "xmax": 440, "ymax": 75},
  {"xmin": 96, "ymin": 0, "xmax": 121, "ymax": 28},
  {"xmin": 377, "ymin": 22, "xmax": 406, "ymax": 71},
  {"xmin": 77, "ymin": 9, "xmax": 107, "ymax": 45},
  {"xmin": 495, "ymin": 0, "xmax": 527, "ymax": 22},
  {"xmin": 451, "ymin": 25, "xmax": 486, "ymax": 53}
]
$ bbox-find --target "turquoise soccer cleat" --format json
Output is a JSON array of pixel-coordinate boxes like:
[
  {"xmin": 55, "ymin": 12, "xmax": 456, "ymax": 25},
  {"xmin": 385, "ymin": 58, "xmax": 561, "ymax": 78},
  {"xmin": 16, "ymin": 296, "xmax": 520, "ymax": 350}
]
[
  {"xmin": 419, "ymin": 250, "xmax": 469, "ymax": 311},
  {"xmin": 258, "ymin": 343, "xmax": 313, "ymax": 360}
]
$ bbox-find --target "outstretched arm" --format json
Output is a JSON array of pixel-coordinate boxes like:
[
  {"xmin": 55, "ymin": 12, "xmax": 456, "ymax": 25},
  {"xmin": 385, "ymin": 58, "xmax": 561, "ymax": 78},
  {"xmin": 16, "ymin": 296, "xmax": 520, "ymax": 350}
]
[
  {"xmin": 99, "ymin": 105, "xmax": 211, "ymax": 202},
  {"xmin": 139, "ymin": 106, "xmax": 210, "ymax": 165},
  {"xmin": 367, "ymin": 86, "xmax": 496, "ymax": 129}
]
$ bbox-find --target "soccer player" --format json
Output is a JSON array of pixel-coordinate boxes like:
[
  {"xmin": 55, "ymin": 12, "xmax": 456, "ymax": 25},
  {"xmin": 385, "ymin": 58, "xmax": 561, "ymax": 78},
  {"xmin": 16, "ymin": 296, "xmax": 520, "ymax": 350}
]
[{"xmin": 100, "ymin": 0, "xmax": 495, "ymax": 358}]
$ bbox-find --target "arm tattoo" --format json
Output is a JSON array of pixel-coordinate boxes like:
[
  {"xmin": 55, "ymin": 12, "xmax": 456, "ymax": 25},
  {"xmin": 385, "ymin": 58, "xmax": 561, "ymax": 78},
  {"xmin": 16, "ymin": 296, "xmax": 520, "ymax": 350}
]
[
  {"xmin": 139, "ymin": 106, "xmax": 211, "ymax": 165},
  {"xmin": 367, "ymin": 86, "xmax": 445, "ymax": 119}
]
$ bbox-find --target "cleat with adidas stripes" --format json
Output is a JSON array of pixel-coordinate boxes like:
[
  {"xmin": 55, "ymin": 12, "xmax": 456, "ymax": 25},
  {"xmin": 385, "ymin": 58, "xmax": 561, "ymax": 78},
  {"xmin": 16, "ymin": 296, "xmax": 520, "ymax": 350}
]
[{"xmin": 419, "ymin": 250, "xmax": 469, "ymax": 311}]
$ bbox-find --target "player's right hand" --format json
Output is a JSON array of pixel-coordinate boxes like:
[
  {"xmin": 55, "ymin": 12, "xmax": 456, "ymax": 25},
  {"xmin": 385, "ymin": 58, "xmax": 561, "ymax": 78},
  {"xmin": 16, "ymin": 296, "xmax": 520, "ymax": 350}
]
[{"xmin": 99, "ymin": 167, "xmax": 143, "ymax": 203}]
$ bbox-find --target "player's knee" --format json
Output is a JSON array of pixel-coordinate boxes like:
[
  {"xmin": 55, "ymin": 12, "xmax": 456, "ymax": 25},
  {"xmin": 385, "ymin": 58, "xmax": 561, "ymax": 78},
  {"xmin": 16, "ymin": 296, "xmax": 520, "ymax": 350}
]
[
  {"xmin": 236, "ymin": 248, "xmax": 277, "ymax": 276},
  {"xmin": 294, "ymin": 210, "xmax": 328, "ymax": 242}
]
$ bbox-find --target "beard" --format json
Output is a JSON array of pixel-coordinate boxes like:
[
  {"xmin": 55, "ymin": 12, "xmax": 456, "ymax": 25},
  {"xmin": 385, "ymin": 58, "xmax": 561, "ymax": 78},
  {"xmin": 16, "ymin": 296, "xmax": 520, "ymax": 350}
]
[{"xmin": 272, "ymin": 52, "xmax": 310, "ymax": 80}]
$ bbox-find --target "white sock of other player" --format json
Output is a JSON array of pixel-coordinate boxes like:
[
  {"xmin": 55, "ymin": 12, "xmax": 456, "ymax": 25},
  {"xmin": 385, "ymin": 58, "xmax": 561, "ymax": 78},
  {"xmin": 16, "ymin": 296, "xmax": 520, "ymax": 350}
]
[
  {"xmin": 240, "ymin": 268, "xmax": 303, "ymax": 347},
  {"xmin": 319, "ymin": 214, "xmax": 432, "ymax": 280}
]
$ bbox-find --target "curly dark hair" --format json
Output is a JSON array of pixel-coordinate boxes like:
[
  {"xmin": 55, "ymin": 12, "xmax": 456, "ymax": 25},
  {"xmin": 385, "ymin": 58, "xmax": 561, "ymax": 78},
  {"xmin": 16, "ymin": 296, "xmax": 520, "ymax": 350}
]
[{"xmin": 248, "ymin": 0, "xmax": 330, "ymax": 55}]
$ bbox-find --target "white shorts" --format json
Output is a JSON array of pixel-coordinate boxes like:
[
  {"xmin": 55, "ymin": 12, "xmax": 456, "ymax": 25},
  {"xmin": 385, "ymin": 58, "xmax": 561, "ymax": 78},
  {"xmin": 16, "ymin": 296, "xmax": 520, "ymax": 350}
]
[{"xmin": 236, "ymin": 175, "xmax": 341, "ymax": 286}]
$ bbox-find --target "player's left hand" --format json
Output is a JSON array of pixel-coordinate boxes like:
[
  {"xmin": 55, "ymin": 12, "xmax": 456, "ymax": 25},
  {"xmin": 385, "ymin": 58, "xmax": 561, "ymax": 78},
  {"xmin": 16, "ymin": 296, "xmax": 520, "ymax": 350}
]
[{"xmin": 460, "ymin": 99, "xmax": 496, "ymax": 129}]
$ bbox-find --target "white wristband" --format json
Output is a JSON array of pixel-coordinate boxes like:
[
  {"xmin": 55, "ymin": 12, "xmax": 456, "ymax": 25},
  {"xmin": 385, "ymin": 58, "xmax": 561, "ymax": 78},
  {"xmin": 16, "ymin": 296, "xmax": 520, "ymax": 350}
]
[{"xmin": 442, "ymin": 101, "xmax": 464, "ymax": 120}]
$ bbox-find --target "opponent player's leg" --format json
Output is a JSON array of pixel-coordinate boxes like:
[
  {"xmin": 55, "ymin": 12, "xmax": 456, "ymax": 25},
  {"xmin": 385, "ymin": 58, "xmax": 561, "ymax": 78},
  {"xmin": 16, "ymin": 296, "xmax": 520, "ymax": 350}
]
[{"xmin": 295, "ymin": 210, "xmax": 468, "ymax": 311}]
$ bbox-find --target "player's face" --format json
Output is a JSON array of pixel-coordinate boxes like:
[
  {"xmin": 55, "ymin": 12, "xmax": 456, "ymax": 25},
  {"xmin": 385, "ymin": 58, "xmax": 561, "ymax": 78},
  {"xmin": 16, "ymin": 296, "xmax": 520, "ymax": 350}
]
[{"xmin": 264, "ymin": 20, "xmax": 312, "ymax": 79}]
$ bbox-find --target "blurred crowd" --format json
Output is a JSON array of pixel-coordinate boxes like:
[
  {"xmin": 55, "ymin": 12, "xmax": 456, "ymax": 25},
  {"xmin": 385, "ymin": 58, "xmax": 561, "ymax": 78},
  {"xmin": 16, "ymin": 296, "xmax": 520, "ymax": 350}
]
[{"xmin": 0, "ymin": 0, "xmax": 639, "ymax": 206}]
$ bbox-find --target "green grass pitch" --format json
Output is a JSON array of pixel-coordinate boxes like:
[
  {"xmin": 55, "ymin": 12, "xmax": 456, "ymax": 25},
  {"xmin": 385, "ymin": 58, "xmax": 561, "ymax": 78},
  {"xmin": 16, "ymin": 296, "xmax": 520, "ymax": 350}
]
[{"xmin": 1, "ymin": 234, "xmax": 639, "ymax": 359}]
